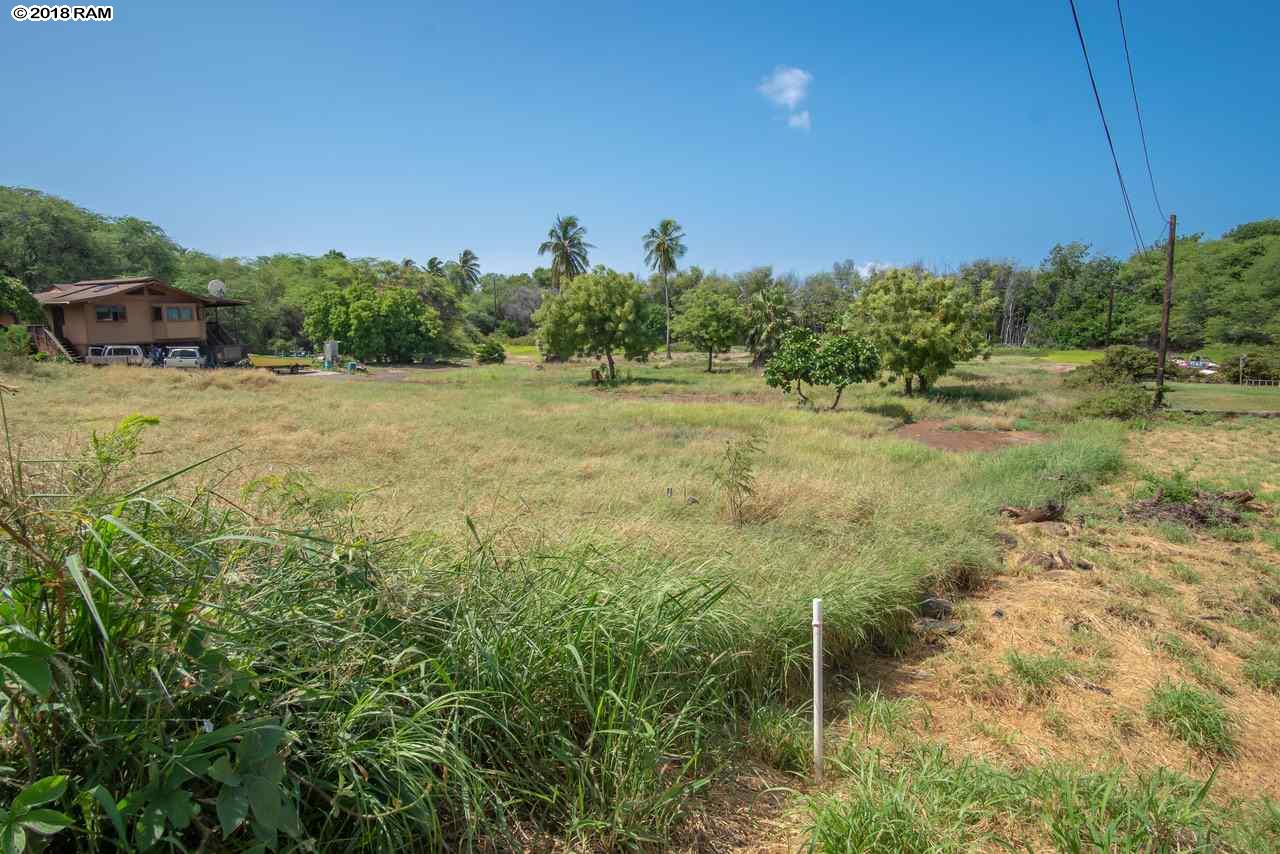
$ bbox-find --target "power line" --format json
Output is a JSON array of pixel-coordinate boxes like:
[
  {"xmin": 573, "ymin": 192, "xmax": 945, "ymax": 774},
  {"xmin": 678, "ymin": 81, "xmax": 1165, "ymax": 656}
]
[
  {"xmin": 1116, "ymin": 0, "xmax": 1166, "ymax": 221},
  {"xmin": 1066, "ymin": 0, "xmax": 1146, "ymax": 252}
]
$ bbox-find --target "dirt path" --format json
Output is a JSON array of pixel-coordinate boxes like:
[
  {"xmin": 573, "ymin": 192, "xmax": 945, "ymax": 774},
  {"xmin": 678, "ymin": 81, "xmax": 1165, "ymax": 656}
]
[{"xmin": 895, "ymin": 419, "xmax": 1046, "ymax": 452}]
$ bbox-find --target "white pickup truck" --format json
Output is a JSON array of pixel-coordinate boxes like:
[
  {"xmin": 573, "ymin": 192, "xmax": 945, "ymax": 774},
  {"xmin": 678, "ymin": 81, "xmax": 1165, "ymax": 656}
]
[{"xmin": 163, "ymin": 347, "xmax": 205, "ymax": 369}]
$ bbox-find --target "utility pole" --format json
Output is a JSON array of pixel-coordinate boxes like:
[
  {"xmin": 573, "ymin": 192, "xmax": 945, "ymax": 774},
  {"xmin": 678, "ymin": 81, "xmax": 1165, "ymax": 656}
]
[
  {"xmin": 1153, "ymin": 214, "xmax": 1176, "ymax": 408},
  {"xmin": 1105, "ymin": 285, "xmax": 1115, "ymax": 346}
]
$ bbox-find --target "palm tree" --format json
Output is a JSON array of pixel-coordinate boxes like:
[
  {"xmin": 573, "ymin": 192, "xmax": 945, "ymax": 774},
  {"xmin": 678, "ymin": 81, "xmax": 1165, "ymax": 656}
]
[
  {"xmin": 425, "ymin": 257, "xmax": 444, "ymax": 276},
  {"xmin": 642, "ymin": 219, "xmax": 687, "ymax": 359},
  {"xmin": 537, "ymin": 215, "xmax": 593, "ymax": 292},
  {"xmin": 745, "ymin": 285, "xmax": 793, "ymax": 367},
  {"xmin": 457, "ymin": 250, "xmax": 480, "ymax": 291}
]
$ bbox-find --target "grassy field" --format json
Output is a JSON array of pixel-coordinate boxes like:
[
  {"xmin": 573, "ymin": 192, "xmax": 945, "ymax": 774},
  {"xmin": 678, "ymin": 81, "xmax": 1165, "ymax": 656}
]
[
  {"xmin": 1030, "ymin": 348, "xmax": 1104, "ymax": 365},
  {"xmin": 4, "ymin": 351, "xmax": 1280, "ymax": 849},
  {"xmin": 1156, "ymin": 380, "xmax": 1280, "ymax": 413}
]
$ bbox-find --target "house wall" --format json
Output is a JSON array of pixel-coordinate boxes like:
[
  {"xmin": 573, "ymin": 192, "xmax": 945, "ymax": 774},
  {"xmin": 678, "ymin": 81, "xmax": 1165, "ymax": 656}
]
[{"xmin": 63, "ymin": 296, "xmax": 207, "ymax": 347}]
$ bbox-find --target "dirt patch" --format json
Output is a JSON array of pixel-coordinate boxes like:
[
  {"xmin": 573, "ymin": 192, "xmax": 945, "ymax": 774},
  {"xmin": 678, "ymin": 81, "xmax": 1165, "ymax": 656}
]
[{"xmin": 895, "ymin": 420, "xmax": 1047, "ymax": 452}]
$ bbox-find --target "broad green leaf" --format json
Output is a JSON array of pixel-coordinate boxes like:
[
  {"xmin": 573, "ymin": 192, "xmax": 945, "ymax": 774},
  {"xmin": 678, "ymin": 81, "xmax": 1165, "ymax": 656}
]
[
  {"xmin": 208, "ymin": 755, "xmax": 241, "ymax": 787},
  {"xmin": 235, "ymin": 727, "xmax": 284, "ymax": 765},
  {"xmin": 0, "ymin": 655, "xmax": 51, "ymax": 696},
  {"xmin": 12, "ymin": 776, "xmax": 67, "ymax": 811},
  {"xmin": 0, "ymin": 824, "xmax": 24, "ymax": 854},
  {"xmin": 243, "ymin": 776, "xmax": 282, "ymax": 830},
  {"xmin": 216, "ymin": 787, "xmax": 248, "ymax": 837},
  {"xmin": 17, "ymin": 809, "xmax": 70, "ymax": 834},
  {"xmin": 152, "ymin": 788, "xmax": 195, "ymax": 831}
]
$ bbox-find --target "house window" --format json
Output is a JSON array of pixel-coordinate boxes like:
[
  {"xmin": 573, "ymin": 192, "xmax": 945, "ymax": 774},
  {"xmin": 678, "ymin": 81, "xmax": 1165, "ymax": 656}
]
[
  {"xmin": 152, "ymin": 306, "xmax": 162, "ymax": 322},
  {"xmin": 95, "ymin": 304, "xmax": 127, "ymax": 322},
  {"xmin": 165, "ymin": 306, "xmax": 195, "ymax": 322}
]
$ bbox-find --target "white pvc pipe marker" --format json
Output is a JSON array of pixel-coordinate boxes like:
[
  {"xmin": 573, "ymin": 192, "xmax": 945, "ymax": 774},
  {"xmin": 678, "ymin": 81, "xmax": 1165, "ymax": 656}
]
[{"xmin": 812, "ymin": 598, "xmax": 824, "ymax": 784}]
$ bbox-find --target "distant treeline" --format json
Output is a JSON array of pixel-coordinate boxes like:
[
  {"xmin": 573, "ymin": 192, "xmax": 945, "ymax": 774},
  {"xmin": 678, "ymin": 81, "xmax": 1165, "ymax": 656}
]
[{"xmin": 2, "ymin": 186, "xmax": 1277, "ymax": 357}]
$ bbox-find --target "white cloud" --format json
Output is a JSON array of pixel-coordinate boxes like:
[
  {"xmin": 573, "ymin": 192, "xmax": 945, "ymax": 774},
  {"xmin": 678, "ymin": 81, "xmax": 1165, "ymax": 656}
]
[
  {"xmin": 758, "ymin": 66, "xmax": 813, "ymax": 130},
  {"xmin": 758, "ymin": 66, "xmax": 812, "ymax": 109}
]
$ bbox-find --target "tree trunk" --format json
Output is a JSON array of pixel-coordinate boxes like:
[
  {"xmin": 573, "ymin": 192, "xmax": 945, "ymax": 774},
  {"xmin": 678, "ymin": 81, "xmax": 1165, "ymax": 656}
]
[
  {"xmin": 829, "ymin": 385, "xmax": 844, "ymax": 410},
  {"xmin": 796, "ymin": 381, "xmax": 809, "ymax": 404},
  {"xmin": 664, "ymin": 274, "xmax": 672, "ymax": 359},
  {"xmin": 904, "ymin": 376, "xmax": 914, "ymax": 396},
  {"xmin": 707, "ymin": 349, "xmax": 713, "ymax": 372},
  {"xmin": 605, "ymin": 350, "xmax": 616, "ymax": 381},
  {"xmin": 916, "ymin": 374, "xmax": 929, "ymax": 395}
]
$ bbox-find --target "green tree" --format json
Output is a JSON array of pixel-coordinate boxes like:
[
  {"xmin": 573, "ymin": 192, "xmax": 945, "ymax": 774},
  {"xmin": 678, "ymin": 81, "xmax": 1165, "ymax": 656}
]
[
  {"xmin": 0, "ymin": 275, "xmax": 41, "ymax": 323},
  {"xmin": 744, "ymin": 285, "xmax": 794, "ymax": 367},
  {"xmin": 538, "ymin": 215, "xmax": 593, "ymax": 292},
  {"xmin": 763, "ymin": 329, "xmax": 818, "ymax": 404},
  {"xmin": 811, "ymin": 333, "xmax": 881, "ymax": 410},
  {"xmin": 303, "ymin": 285, "xmax": 442, "ymax": 363},
  {"xmin": 843, "ymin": 268, "xmax": 996, "ymax": 396},
  {"xmin": 671, "ymin": 287, "xmax": 743, "ymax": 371},
  {"xmin": 425, "ymin": 257, "xmax": 444, "ymax": 276},
  {"xmin": 533, "ymin": 267, "xmax": 659, "ymax": 379},
  {"xmin": 457, "ymin": 249, "xmax": 480, "ymax": 291},
  {"xmin": 642, "ymin": 218, "xmax": 688, "ymax": 360}
]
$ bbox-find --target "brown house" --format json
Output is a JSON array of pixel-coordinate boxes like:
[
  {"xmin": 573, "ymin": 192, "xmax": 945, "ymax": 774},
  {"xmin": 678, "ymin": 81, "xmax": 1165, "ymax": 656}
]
[{"xmin": 33, "ymin": 277, "xmax": 248, "ymax": 363}]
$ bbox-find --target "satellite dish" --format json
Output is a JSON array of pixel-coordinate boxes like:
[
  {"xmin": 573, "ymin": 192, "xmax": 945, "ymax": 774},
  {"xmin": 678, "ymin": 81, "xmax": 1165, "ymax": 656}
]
[{"xmin": 208, "ymin": 279, "xmax": 227, "ymax": 298}]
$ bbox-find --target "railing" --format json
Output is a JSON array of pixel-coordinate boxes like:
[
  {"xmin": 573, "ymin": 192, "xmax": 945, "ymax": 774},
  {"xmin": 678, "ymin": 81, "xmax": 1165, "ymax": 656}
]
[
  {"xmin": 26, "ymin": 326, "xmax": 77, "ymax": 361},
  {"xmin": 1243, "ymin": 378, "xmax": 1280, "ymax": 387}
]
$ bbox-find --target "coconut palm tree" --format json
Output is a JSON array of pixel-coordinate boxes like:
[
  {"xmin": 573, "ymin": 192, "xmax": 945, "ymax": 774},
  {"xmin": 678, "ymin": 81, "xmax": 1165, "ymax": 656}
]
[
  {"xmin": 745, "ymin": 285, "xmax": 793, "ymax": 367},
  {"xmin": 457, "ymin": 250, "xmax": 481, "ymax": 291},
  {"xmin": 537, "ymin": 215, "xmax": 593, "ymax": 292},
  {"xmin": 642, "ymin": 218, "xmax": 687, "ymax": 359},
  {"xmin": 425, "ymin": 257, "xmax": 444, "ymax": 276}
]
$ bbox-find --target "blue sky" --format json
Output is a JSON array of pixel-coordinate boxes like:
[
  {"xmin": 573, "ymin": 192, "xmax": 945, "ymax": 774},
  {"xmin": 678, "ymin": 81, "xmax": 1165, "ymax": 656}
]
[{"xmin": 3, "ymin": 1, "xmax": 1277, "ymax": 277}]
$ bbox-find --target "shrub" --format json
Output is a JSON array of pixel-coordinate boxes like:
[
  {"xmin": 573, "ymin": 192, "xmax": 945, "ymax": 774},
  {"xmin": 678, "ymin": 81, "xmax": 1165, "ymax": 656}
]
[
  {"xmin": 1073, "ymin": 384, "xmax": 1152, "ymax": 419},
  {"xmin": 1146, "ymin": 681, "xmax": 1238, "ymax": 756},
  {"xmin": 763, "ymin": 329, "xmax": 818, "ymax": 403},
  {"xmin": 473, "ymin": 337, "xmax": 506, "ymax": 364},
  {"xmin": 1066, "ymin": 345, "xmax": 1156, "ymax": 388},
  {"xmin": 764, "ymin": 330, "xmax": 880, "ymax": 408},
  {"xmin": 710, "ymin": 432, "xmax": 763, "ymax": 523},
  {"xmin": 0, "ymin": 325, "xmax": 36, "ymax": 374}
]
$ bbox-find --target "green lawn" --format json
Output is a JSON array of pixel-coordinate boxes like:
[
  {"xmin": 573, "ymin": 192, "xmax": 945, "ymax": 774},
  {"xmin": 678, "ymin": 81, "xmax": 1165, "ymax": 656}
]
[
  {"xmin": 503, "ymin": 343, "xmax": 541, "ymax": 358},
  {"xmin": 1033, "ymin": 348, "xmax": 1103, "ymax": 365},
  {"xmin": 1155, "ymin": 381, "xmax": 1280, "ymax": 413}
]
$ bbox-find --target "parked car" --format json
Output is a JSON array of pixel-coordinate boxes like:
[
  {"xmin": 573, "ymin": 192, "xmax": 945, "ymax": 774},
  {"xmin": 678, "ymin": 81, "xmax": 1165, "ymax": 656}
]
[
  {"xmin": 163, "ymin": 347, "xmax": 204, "ymax": 369},
  {"xmin": 87, "ymin": 345, "xmax": 146, "ymax": 366}
]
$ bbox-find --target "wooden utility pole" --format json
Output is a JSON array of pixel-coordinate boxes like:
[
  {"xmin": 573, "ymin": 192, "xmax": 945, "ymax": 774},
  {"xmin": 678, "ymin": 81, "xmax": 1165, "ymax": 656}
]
[
  {"xmin": 1105, "ymin": 286, "xmax": 1116, "ymax": 346},
  {"xmin": 1153, "ymin": 214, "xmax": 1176, "ymax": 408}
]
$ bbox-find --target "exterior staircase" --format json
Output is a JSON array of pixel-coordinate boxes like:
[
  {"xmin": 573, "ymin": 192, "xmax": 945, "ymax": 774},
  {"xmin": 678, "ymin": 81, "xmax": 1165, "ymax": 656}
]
[{"xmin": 27, "ymin": 326, "xmax": 81, "ymax": 362}]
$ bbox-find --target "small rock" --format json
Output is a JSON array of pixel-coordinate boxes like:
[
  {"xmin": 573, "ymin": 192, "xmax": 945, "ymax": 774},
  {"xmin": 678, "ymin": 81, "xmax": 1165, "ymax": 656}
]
[
  {"xmin": 992, "ymin": 609, "xmax": 1005, "ymax": 619},
  {"xmin": 1075, "ymin": 558, "xmax": 1095, "ymax": 571},
  {"xmin": 919, "ymin": 597, "xmax": 954, "ymax": 619},
  {"xmin": 686, "ymin": 496, "xmax": 699, "ymax": 505},
  {"xmin": 995, "ymin": 532, "xmax": 1018, "ymax": 551}
]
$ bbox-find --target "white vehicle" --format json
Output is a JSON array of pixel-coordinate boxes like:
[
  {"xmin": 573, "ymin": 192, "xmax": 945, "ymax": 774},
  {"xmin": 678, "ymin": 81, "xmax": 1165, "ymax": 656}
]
[
  {"xmin": 87, "ymin": 345, "xmax": 146, "ymax": 366},
  {"xmin": 163, "ymin": 347, "xmax": 204, "ymax": 369}
]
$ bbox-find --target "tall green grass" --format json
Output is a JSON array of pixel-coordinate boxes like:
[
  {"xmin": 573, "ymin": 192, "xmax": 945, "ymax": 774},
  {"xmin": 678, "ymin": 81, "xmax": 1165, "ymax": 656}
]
[
  {"xmin": 0, "ymin": 410, "xmax": 1128, "ymax": 849},
  {"xmin": 806, "ymin": 743, "xmax": 1277, "ymax": 853}
]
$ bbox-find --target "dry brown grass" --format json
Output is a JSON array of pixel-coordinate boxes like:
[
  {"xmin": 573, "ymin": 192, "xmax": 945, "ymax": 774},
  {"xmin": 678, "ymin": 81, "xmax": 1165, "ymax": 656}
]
[{"xmin": 839, "ymin": 496, "xmax": 1280, "ymax": 804}]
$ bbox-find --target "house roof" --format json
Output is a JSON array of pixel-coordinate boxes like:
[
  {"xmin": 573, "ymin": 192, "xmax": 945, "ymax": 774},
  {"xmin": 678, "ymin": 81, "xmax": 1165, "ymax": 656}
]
[{"xmin": 35, "ymin": 278, "xmax": 247, "ymax": 308}]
